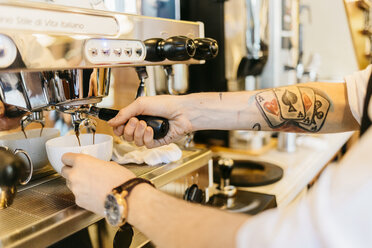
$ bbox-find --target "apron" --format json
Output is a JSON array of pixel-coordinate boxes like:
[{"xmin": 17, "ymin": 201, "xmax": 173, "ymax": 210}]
[{"xmin": 360, "ymin": 72, "xmax": 372, "ymax": 136}]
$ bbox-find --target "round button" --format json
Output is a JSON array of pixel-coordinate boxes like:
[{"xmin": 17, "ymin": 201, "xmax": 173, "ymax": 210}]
[{"xmin": 0, "ymin": 35, "xmax": 17, "ymax": 68}]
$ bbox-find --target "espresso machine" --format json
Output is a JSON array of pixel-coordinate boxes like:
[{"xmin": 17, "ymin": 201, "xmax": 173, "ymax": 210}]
[
  {"xmin": 0, "ymin": 1, "xmax": 220, "ymax": 247},
  {"xmin": 0, "ymin": 1, "xmax": 218, "ymax": 135}
]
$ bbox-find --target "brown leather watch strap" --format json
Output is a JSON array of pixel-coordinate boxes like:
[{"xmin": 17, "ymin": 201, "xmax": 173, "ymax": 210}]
[{"xmin": 112, "ymin": 178, "xmax": 155, "ymax": 196}]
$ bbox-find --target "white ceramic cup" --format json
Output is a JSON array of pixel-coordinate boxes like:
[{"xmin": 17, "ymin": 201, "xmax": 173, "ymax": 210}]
[
  {"xmin": 45, "ymin": 133, "xmax": 113, "ymax": 174},
  {"xmin": 0, "ymin": 128, "xmax": 60, "ymax": 171}
]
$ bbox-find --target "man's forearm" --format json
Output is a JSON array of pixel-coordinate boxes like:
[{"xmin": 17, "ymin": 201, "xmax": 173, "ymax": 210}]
[
  {"xmin": 128, "ymin": 184, "xmax": 248, "ymax": 248},
  {"xmin": 182, "ymin": 82, "xmax": 359, "ymax": 133}
]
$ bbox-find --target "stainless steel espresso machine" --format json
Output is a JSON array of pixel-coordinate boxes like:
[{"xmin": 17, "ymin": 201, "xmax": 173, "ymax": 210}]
[{"xmin": 0, "ymin": 1, "xmax": 219, "ymax": 247}]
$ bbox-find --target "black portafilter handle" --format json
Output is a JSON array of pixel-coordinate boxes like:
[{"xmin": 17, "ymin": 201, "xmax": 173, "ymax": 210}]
[
  {"xmin": 89, "ymin": 106, "xmax": 169, "ymax": 140},
  {"xmin": 193, "ymin": 38, "xmax": 219, "ymax": 60},
  {"xmin": 0, "ymin": 149, "xmax": 26, "ymax": 187},
  {"xmin": 144, "ymin": 36, "xmax": 196, "ymax": 62}
]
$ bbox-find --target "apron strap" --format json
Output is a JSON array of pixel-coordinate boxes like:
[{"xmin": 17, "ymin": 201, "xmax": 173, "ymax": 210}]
[{"xmin": 360, "ymin": 72, "xmax": 372, "ymax": 136}]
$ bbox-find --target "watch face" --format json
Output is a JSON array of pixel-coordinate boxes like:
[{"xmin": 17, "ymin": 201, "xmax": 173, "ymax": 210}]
[{"xmin": 104, "ymin": 194, "xmax": 122, "ymax": 226}]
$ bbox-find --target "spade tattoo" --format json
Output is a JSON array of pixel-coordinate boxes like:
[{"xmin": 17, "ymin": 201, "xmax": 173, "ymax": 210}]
[{"xmin": 282, "ymin": 90, "xmax": 298, "ymax": 112}]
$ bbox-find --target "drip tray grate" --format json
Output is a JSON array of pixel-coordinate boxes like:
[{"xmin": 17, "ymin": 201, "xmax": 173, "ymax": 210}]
[{"xmin": 0, "ymin": 177, "xmax": 74, "ymax": 239}]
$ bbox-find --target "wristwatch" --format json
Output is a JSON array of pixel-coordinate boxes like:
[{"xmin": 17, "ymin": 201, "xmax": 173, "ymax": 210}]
[{"xmin": 104, "ymin": 178, "xmax": 155, "ymax": 227}]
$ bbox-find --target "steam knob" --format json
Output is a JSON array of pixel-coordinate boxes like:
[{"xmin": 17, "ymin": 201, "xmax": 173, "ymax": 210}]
[
  {"xmin": 144, "ymin": 36, "xmax": 196, "ymax": 62},
  {"xmin": 144, "ymin": 38, "xmax": 165, "ymax": 62},
  {"xmin": 162, "ymin": 36, "xmax": 196, "ymax": 61},
  {"xmin": 193, "ymin": 38, "xmax": 219, "ymax": 60}
]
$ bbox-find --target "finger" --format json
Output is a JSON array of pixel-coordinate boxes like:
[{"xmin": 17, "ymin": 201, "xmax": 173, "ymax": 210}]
[
  {"xmin": 143, "ymin": 126, "xmax": 155, "ymax": 148},
  {"xmin": 123, "ymin": 118, "xmax": 138, "ymax": 142},
  {"xmin": 61, "ymin": 152, "xmax": 81, "ymax": 167},
  {"xmin": 113, "ymin": 125, "xmax": 124, "ymax": 136},
  {"xmin": 134, "ymin": 120, "xmax": 147, "ymax": 147},
  {"xmin": 61, "ymin": 165, "xmax": 73, "ymax": 179},
  {"xmin": 0, "ymin": 101, "xmax": 5, "ymax": 117},
  {"xmin": 66, "ymin": 180, "xmax": 72, "ymax": 189}
]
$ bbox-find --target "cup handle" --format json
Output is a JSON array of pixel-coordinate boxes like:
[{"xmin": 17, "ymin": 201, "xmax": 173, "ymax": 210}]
[{"xmin": 14, "ymin": 149, "xmax": 33, "ymax": 185}]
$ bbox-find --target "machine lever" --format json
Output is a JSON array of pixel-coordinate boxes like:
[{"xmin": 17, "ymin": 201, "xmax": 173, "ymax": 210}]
[{"xmin": 89, "ymin": 106, "xmax": 169, "ymax": 140}]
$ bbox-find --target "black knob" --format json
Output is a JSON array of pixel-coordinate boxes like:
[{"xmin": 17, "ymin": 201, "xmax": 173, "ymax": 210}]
[
  {"xmin": 184, "ymin": 184, "xmax": 204, "ymax": 204},
  {"xmin": 163, "ymin": 36, "xmax": 196, "ymax": 61},
  {"xmin": 0, "ymin": 149, "xmax": 26, "ymax": 187},
  {"xmin": 193, "ymin": 38, "xmax": 219, "ymax": 60},
  {"xmin": 144, "ymin": 38, "xmax": 166, "ymax": 62},
  {"xmin": 113, "ymin": 223, "xmax": 134, "ymax": 248}
]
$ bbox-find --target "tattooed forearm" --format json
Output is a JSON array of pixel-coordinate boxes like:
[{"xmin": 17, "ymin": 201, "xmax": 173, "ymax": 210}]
[{"xmin": 255, "ymin": 86, "xmax": 330, "ymax": 132}]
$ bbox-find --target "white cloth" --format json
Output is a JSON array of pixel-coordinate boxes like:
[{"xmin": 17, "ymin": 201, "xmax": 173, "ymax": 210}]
[
  {"xmin": 112, "ymin": 142, "xmax": 182, "ymax": 166},
  {"xmin": 237, "ymin": 66, "xmax": 372, "ymax": 248},
  {"xmin": 345, "ymin": 65, "xmax": 372, "ymax": 124}
]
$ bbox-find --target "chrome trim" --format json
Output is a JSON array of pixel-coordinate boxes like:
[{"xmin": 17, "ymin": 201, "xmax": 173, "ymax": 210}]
[{"xmin": 0, "ymin": 68, "xmax": 110, "ymax": 111}]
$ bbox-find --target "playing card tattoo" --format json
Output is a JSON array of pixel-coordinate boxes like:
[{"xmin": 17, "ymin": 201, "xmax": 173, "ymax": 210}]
[
  {"xmin": 297, "ymin": 87, "xmax": 315, "ymax": 126},
  {"xmin": 255, "ymin": 86, "xmax": 330, "ymax": 132},
  {"xmin": 298, "ymin": 94, "xmax": 330, "ymax": 132},
  {"xmin": 274, "ymin": 86, "xmax": 305, "ymax": 120},
  {"xmin": 256, "ymin": 90, "xmax": 285, "ymax": 128}
]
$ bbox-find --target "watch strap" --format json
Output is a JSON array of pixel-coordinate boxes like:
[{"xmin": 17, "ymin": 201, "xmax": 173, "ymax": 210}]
[
  {"xmin": 112, "ymin": 178, "xmax": 155, "ymax": 196},
  {"xmin": 105, "ymin": 178, "xmax": 155, "ymax": 227}
]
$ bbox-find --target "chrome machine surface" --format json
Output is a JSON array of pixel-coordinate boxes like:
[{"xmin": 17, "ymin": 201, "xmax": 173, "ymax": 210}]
[{"xmin": 0, "ymin": 0, "xmax": 207, "ymax": 130}]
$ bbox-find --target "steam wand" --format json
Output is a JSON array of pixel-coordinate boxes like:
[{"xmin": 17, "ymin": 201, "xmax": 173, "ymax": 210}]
[
  {"xmin": 135, "ymin": 66, "xmax": 148, "ymax": 98},
  {"xmin": 163, "ymin": 65, "xmax": 188, "ymax": 95}
]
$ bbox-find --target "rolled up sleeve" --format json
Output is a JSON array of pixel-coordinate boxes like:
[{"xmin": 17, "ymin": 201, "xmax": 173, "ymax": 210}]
[{"xmin": 345, "ymin": 65, "xmax": 372, "ymax": 124}]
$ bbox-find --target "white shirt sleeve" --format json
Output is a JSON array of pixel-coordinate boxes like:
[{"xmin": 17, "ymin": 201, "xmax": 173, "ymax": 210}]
[
  {"xmin": 345, "ymin": 65, "xmax": 372, "ymax": 124},
  {"xmin": 236, "ymin": 127, "xmax": 372, "ymax": 248}
]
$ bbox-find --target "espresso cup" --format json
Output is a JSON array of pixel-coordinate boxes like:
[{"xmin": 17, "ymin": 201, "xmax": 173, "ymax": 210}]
[
  {"xmin": 0, "ymin": 128, "xmax": 60, "ymax": 171},
  {"xmin": 45, "ymin": 133, "xmax": 113, "ymax": 174}
]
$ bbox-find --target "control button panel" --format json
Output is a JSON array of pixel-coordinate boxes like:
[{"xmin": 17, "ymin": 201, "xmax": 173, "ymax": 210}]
[
  {"xmin": 0, "ymin": 34, "xmax": 17, "ymax": 68},
  {"xmin": 84, "ymin": 39, "xmax": 146, "ymax": 64}
]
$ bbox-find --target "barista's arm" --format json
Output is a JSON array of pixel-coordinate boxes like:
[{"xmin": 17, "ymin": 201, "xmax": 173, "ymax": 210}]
[
  {"xmin": 127, "ymin": 184, "xmax": 248, "ymax": 248},
  {"xmin": 61, "ymin": 153, "xmax": 249, "ymax": 248},
  {"xmin": 0, "ymin": 101, "xmax": 22, "ymax": 131},
  {"xmin": 109, "ymin": 82, "xmax": 358, "ymax": 148}
]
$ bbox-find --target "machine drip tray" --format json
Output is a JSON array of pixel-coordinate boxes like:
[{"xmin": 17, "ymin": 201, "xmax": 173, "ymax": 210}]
[
  {"xmin": 214, "ymin": 160, "xmax": 283, "ymax": 187},
  {"xmin": 207, "ymin": 190, "xmax": 276, "ymax": 215}
]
